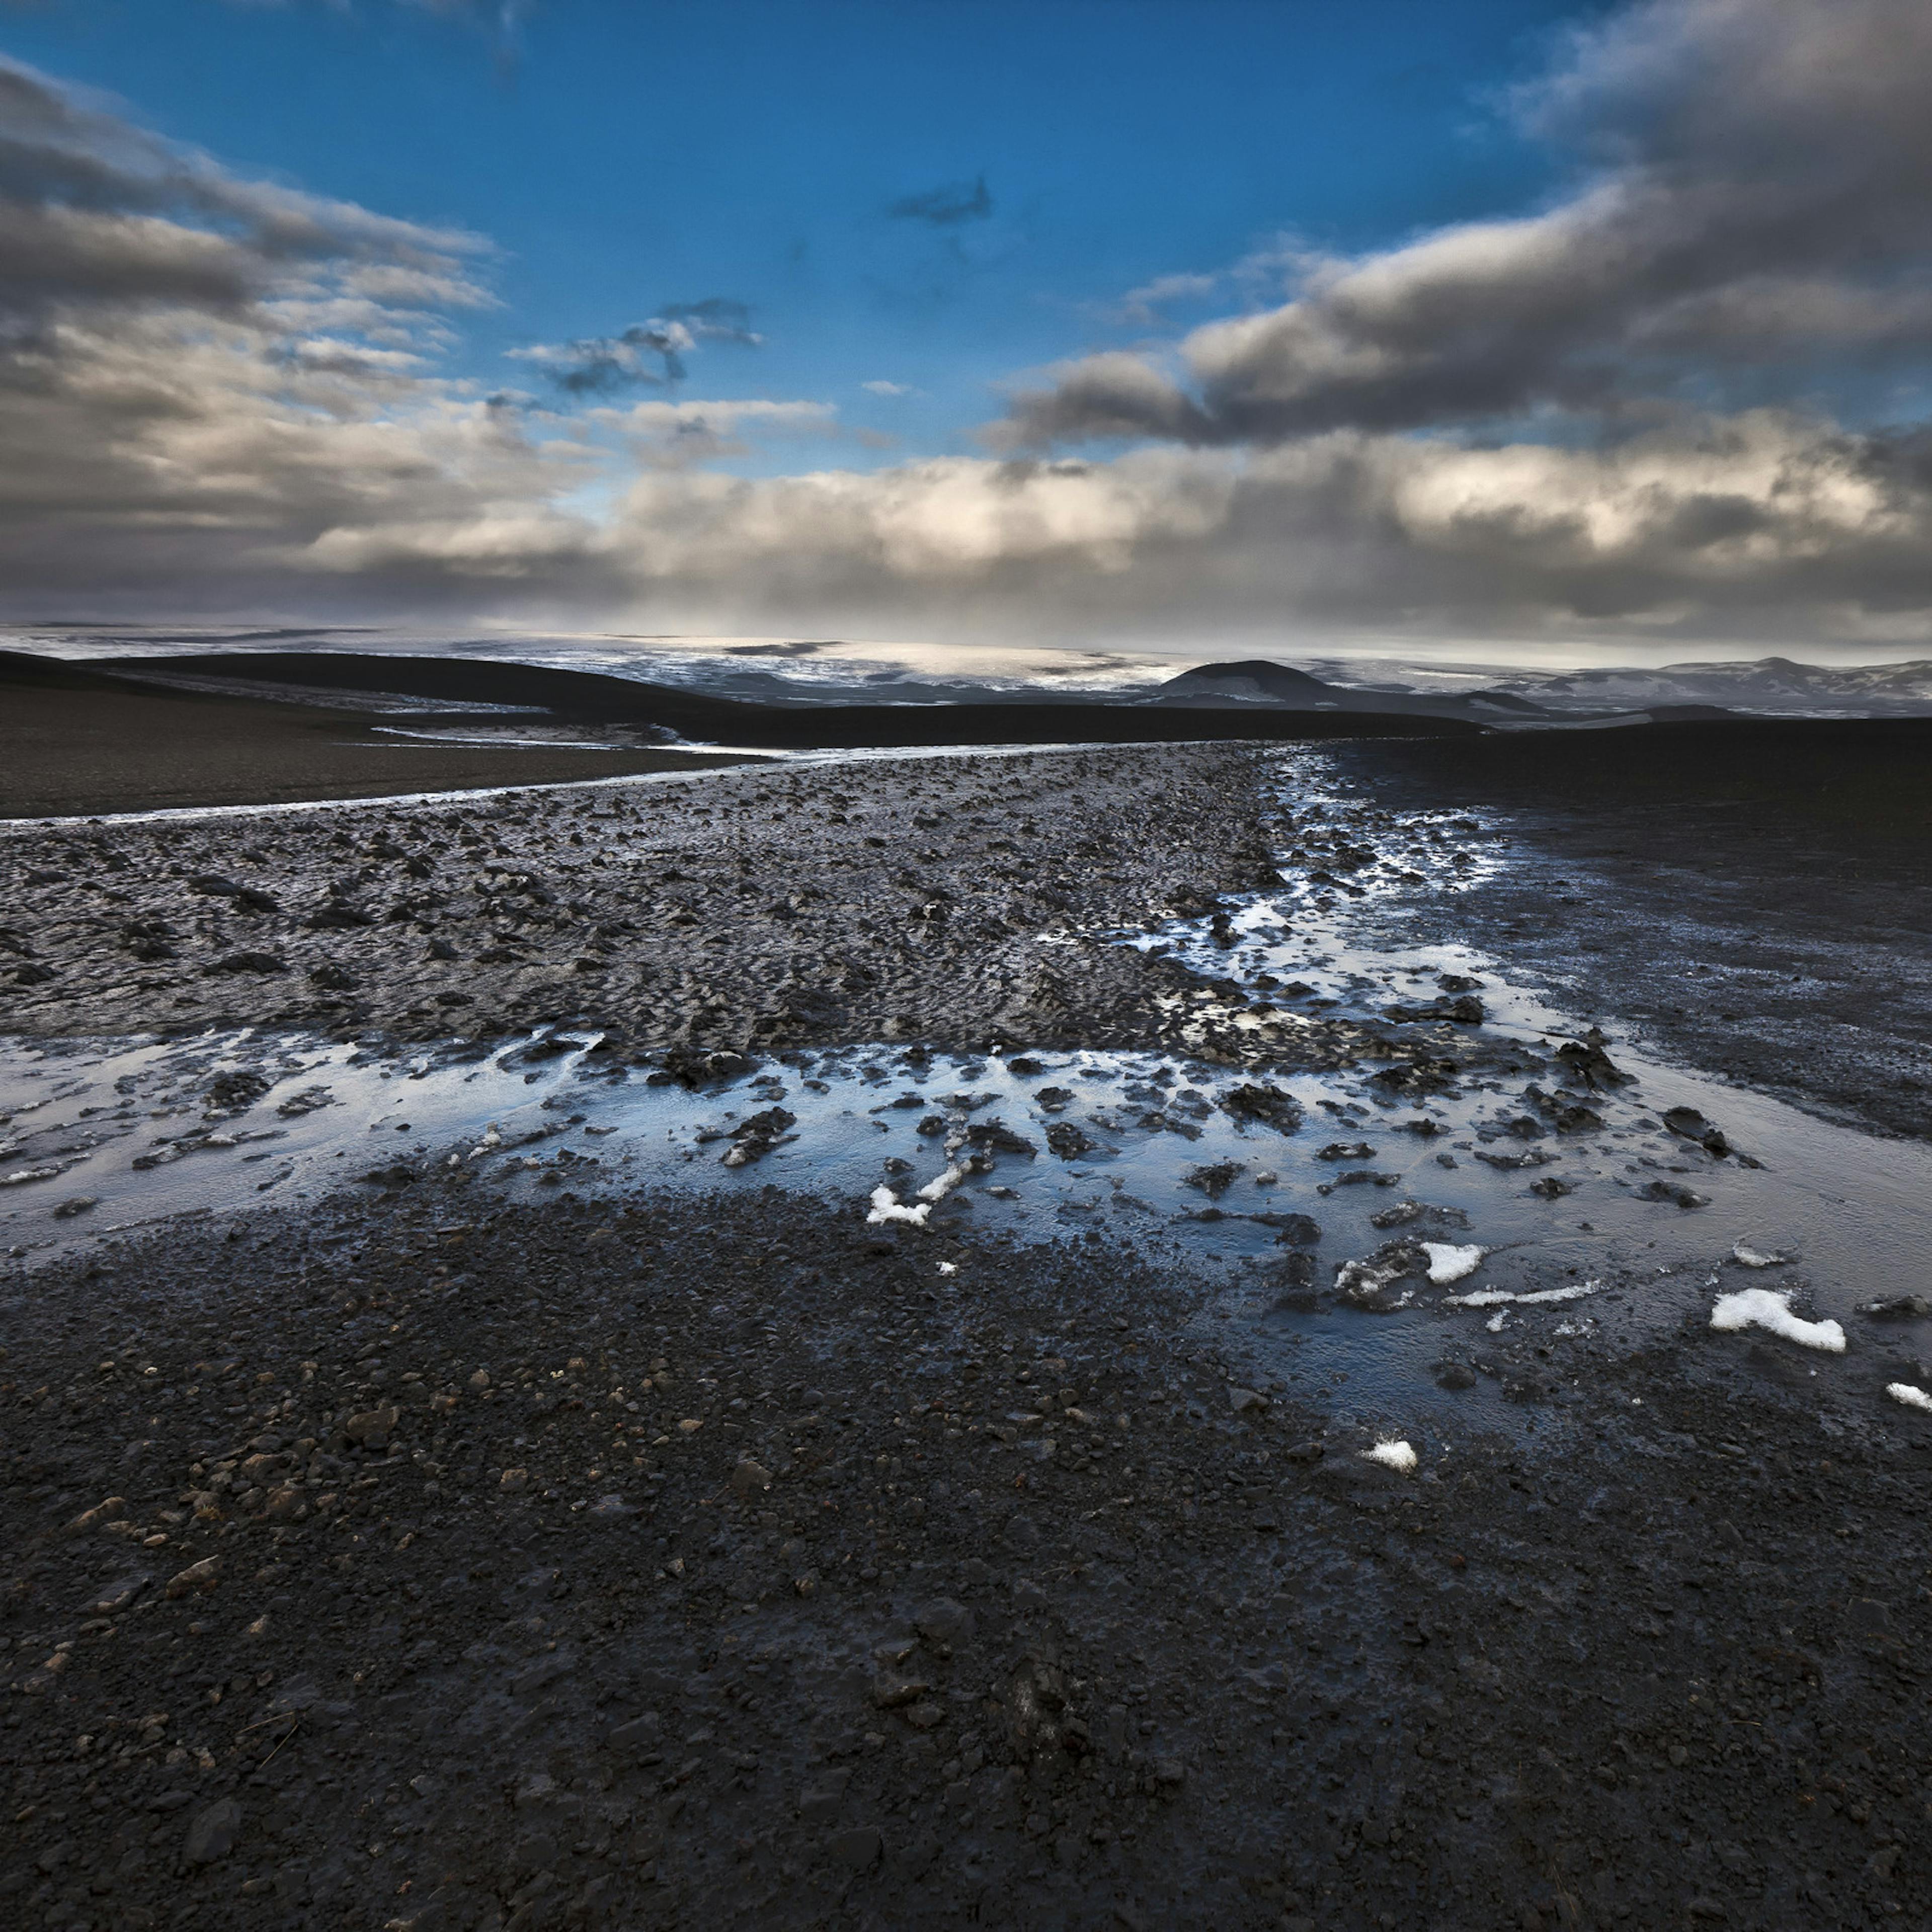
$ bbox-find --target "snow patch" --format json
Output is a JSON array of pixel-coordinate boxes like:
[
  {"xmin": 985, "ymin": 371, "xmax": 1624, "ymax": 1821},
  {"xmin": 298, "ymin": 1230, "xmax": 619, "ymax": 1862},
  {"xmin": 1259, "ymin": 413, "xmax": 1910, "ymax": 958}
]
[
  {"xmin": 1709, "ymin": 1287, "xmax": 1845, "ymax": 1352},
  {"xmin": 1444, "ymin": 1281, "xmax": 1599, "ymax": 1309},
  {"xmin": 917, "ymin": 1165, "xmax": 965, "ymax": 1204},
  {"xmin": 1421, "ymin": 1242, "xmax": 1484, "ymax": 1284},
  {"xmin": 1886, "ymin": 1382, "xmax": 1932, "ymax": 1413},
  {"xmin": 866, "ymin": 1186, "xmax": 932, "ymax": 1227},
  {"xmin": 1360, "ymin": 1438, "xmax": 1417, "ymax": 1475}
]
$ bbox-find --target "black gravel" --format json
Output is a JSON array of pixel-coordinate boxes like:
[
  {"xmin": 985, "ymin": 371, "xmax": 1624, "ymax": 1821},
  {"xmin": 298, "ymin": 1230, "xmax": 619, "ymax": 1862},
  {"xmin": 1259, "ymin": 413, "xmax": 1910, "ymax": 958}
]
[
  {"xmin": 4, "ymin": 1181, "xmax": 1931, "ymax": 1932},
  {"xmin": 2, "ymin": 747, "xmax": 1300, "ymax": 1063},
  {"xmin": 6, "ymin": 726, "xmax": 1932, "ymax": 1931}
]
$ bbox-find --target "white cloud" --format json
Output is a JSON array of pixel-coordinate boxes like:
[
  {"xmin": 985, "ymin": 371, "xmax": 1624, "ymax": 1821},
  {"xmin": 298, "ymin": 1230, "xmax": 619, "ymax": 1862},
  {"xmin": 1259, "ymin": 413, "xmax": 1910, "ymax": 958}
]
[
  {"xmin": 1110, "ymin": 271, "xmax": 1220, "ymax": 329},
  {"xmin": 598, "ymin": 397, "xmax": 838, "ymax": 468}
]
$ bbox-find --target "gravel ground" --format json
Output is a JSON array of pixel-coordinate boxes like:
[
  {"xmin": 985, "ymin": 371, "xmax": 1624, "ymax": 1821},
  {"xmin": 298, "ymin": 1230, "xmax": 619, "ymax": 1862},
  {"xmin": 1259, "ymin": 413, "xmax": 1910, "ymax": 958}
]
[
  {"xmin": 0, "ymin": 663, "xmax": 764, "ymax": 820},
  {"xmin": 6, "ymin": 733, "xmax": 1932, "ymax": 1932},
  {"xmin": 0, "ymin": 747, "xmax": 1357, "ymax": 1070},
  {"xmin": 5, "ymin": 1185, "xmax": 1930, "ymax": 1932}
]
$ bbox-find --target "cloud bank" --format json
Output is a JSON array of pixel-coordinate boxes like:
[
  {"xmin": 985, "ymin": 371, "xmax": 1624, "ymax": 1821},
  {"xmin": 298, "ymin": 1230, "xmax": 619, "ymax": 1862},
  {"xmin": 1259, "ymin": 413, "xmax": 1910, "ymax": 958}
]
[
  {"xmin": 1000, "ymin": 0, "xmax": 1932, "ymax": 448},
  {"xmin": 6, "ymin": 2, "xmax": 1932, "ymax": 651}
]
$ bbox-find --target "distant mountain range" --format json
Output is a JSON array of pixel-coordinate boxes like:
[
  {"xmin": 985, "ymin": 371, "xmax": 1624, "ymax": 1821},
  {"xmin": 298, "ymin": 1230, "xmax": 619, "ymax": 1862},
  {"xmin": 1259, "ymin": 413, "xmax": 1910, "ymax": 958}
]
[
  {"xmin": 1145, "ymin": 658, "xmax": 1751, "ymax": 727},
  {"xmin": 1486, "ymin": 656, "xmax": 1932, "ymax": 714},
  {"xmin": 9, "ymin": 628, "xmax": 1931, "ymax": 734}
]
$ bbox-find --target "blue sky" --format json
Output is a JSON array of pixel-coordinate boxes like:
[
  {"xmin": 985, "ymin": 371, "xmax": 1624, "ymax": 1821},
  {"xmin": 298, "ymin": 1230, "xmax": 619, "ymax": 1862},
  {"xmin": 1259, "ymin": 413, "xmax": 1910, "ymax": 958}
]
[
  {"xmin": 0, "ymin": 0, "xmax": 1601, "ymax": 472},
  {"xmin": 2, "ymin": 0, "xmax": 1929, "ymax": 655}
]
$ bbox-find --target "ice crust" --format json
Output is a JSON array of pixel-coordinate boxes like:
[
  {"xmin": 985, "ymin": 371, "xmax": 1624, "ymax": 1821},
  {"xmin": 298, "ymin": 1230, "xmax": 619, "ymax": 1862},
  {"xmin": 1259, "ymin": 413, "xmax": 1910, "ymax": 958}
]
[
  {"xmin": 1709, "ymin": 1287, "xmax": 1845, "ymax": 1352},
  {"xmin": 1421, "ymin": 1242, "xmax": 1484, "ymax": 1284},
  {"xmin": 1444, "ymin": 1282, "xmax": 1598, "ymax": 1309}
]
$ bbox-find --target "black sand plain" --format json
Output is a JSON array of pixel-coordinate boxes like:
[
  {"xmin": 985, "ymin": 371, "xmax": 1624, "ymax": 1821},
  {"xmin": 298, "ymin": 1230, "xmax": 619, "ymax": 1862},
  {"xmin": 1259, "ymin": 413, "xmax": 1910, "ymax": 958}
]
[
  {"xmin": 0, "ymin": 655, "xmax": 767, "ymax": 819},
  {"xmin": 3, "ymin": 672, "xmax": 1931, "ymax": 1932}
]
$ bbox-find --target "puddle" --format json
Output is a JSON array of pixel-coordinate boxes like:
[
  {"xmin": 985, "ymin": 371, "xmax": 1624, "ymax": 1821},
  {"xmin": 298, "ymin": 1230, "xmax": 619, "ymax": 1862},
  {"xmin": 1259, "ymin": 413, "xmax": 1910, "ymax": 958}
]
[{"xmin": 6, "ymin": 745, "xmax": 1929, "ymax": 1435}]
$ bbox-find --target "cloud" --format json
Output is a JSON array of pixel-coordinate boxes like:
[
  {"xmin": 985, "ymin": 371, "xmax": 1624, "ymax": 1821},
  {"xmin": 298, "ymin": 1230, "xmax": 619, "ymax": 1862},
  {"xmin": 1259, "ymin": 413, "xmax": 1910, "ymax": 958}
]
[
  {"xmin": 580, "ymin": 412, "xmax": 1932, "ymax": 639},
  {"xmin": 0, "ymin": 60, "xmax": 490, "ymax": 342},
  {"xmin": 0, "ymin": 56, "xmax": 588, "ymax": 601},
  {"xmin": 1109, "ymin": 271, "xmax": 1220, "ymax": 329},
  {"xmin": 597, "ymin": 396, "xmax": 837, "ymax": 468},
  {"xmin": 862, "ymin": 379, "xmax": 915, "ymax": 397},
  {"xmin": 887, "ymin": 175, "xmax": 992, "ymax": 227},
  {"xmin": 219, "ymin": 2, "xmax": 534, "ymax": 51},
  {"xmin": 508, "ymin": 301, "xmax": 762, "ymax": 395},
  {"xmin": 265, "ymin": 407, "xmax": 1932, "ymax": 647},
  {"xmin": 8, "ymin": 9, "xmax": 1932, "ymax": 653},
  {"xmin": 1000, "ymin": 0, "xmax": 1932, "ymax": 449}
]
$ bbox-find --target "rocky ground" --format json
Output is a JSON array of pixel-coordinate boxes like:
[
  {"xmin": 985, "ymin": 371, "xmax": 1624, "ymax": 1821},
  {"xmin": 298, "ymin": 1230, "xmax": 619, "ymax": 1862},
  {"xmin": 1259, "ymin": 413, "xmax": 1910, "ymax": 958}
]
[
  {"xmin": 5, "ymin": 1183, "xmax": 1930, "ymax": 1932},
  {"xmin": 5, "ymin": 733, "xmax": 1932, "ymax": 1931},
  {"xmin": 1, "ymin": 747, "xmax": 1316, "ymax": 1067}
]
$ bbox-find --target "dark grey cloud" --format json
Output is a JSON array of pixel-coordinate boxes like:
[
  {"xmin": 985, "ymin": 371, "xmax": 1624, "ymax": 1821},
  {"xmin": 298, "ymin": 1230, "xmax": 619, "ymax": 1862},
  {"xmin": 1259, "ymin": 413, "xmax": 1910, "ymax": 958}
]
[
  {"xmin": 0, "ymin": 60, "xmax": 486, "ymax": 344},
  {"xmin": 0, "ymin": 56, "xmax": 579, "ymax": 606},
  {"xmin": 511, "ymin": 301, "xmax": 761, "ymax": 395},
  {"xmin": 887, "ymin": 175, "xmax": 992, "ymax": 227},
  {"xmin": 999, "ymin": 0, "xmax": 1932, "ymax": 450}
]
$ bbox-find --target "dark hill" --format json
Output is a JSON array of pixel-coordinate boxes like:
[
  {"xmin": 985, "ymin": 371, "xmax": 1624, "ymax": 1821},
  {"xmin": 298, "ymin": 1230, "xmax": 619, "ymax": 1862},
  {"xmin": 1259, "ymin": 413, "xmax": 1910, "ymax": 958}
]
[{"xmin": 88, "ymin": 651, "xmax": 1488, "ymax": 750}]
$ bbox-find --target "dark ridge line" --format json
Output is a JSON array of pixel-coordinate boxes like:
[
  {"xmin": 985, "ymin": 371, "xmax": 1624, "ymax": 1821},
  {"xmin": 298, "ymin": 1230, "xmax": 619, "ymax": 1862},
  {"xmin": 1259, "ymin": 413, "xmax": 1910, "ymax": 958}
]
[{"xmin": 71, "ymin": 650, "xmax": 1492, "ymax": 749}]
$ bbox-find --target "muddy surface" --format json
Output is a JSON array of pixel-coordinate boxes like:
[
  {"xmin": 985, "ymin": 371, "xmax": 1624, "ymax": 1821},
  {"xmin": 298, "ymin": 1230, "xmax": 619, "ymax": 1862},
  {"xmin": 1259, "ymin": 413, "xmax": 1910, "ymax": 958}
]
[
  {"xmin": 5, "ymin": 731, "xmax": 1932, "ymax": 1930},
  {"xmin": 6, "ymin": 1186, "xmax": 1931, "ymax": 1932},
  {"xmin": 1323, "ymin": 725, "xmax": 1932, "ymax": 1143}
]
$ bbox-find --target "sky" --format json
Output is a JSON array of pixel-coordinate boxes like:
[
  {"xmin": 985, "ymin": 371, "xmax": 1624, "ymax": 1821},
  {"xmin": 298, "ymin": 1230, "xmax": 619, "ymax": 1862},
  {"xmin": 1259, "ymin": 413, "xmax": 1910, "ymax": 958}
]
[{"xmin": 2, "ymin": 0, "xmax": 1931, "ymax": 661}]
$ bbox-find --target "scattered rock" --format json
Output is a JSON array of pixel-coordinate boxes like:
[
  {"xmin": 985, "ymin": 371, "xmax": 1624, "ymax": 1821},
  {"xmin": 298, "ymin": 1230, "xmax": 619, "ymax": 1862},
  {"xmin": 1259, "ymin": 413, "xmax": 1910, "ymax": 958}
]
[
  {"xmin": 1637, "ymin": 1180, "xmax": 1710, "ymax": 1208},
  {"xmin": 827, "ymin": 1825, "xmax": 882, "ymax": 1871},
  {"xmin": 163, "ymin": 1556, "xmax": 220, "ymax": 1598},
  {"xmin": 184, "ymin": 1797, "xmax": 243, "ymax": 1865}
]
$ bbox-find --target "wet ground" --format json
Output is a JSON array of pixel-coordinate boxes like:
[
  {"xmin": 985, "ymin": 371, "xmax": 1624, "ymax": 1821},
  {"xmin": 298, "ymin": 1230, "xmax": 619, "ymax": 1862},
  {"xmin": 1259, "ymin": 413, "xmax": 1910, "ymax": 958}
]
[
  {"xmin": 4, "ymin": 737, "xmax": 1931, "ymax": 1930},
  {"xmin": 1319, "ymin": 722, "xmax": 1932, "ymax": 1143}
]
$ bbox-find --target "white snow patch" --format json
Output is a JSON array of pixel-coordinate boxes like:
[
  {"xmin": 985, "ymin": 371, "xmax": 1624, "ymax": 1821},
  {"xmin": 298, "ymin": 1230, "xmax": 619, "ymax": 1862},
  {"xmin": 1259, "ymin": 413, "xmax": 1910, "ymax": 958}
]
[
  {"xmin": 1422, "ymin": 1242, "xmax": 1484, "ymax": 1284},
  {"xmin": 1731, "ymin": 1241, "xmax": 1793, "ymax": 1268},
  {"xmin": 1886, "ymin": 1382, "xmax": 1932, "ymax": 1413},
  {"xmin": 1485, "ymin": 1312, "xmax": 1508, "ymax": 1332},
  {"xmin": 1444, "ymin": 1281, "xmax": 1599, "ymax": 1309},
  {"xmin": 1360, "ymin": 1438, "xmax": 1418, "ymax": 1475},
  {"xmin": 1709, "ymin": 1288, "xmax": 1845, "ymax": 1352},
  {"xmin": 937, "ymin": 1260, "xmax": 958, "ymax": 1276},
  {"xmin": 866, "ymin": 1186, "xmax": 931, "ymax": 1227},
  {"xmin": 917, "ymin": 1165, "xmax": 966, "ymax": 1204}
]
